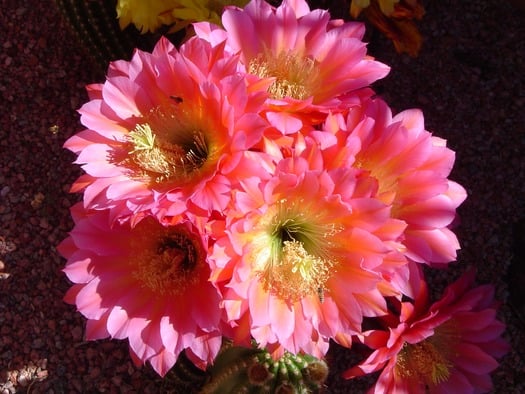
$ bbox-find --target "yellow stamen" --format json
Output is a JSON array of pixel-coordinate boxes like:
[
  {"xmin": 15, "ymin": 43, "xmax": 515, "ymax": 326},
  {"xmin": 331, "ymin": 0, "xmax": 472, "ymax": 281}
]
[
  {"xmin": 122, "ymin": 103, "xmax": 210, "ymax": 184},
  {"xmin": 396, "ymin": 340, "xmax": 453, "ymax": 387},
  {"xmin": 131, "ymin": 224, "xmax": 204, "ymax": 296},
  {"xmin": 248, "ymin": 51, "xmax": 319, "ymax": 100},
  {"xmin": 265, "ymin": 240, "xmax": 333, "ymax": 301},
  {"xmin": 251, "ymin": 199, "xmax": 339, "ymax": 302}
]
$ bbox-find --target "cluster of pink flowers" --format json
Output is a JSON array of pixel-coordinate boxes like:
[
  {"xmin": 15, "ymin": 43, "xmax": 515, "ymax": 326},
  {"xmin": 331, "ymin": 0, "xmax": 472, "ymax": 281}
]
[{"xmin": 59, "ymin": 0, "xmax": 508, "ymax": 391}]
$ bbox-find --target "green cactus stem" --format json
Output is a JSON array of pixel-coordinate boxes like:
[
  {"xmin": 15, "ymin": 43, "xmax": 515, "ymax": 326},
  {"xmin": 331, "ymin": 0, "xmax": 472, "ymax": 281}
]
[{"xmin": 200, "ymin": 342, "xmax": 329, "ymax": 394}]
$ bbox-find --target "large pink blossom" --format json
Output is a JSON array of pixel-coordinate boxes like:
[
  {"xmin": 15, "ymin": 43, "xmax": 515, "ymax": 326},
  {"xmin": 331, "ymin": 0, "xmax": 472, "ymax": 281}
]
[
  {"xmin": 317, "ymin": 97, "xmax": 467, "ymax": 265},
  {"xmin": 64, "ymin": 35, "xmax": 269, "ymax": 226},
  {"xmin": 194, "ymin": 0, "xmax": 389, "ymax": 131},
  {"xmin": 209, "ymin": 136, "xmax": 409, "ymax": 357},
  {"xmin": 58, "ymin": 203, "xmax": 223, "ymax": 376},
  {"xmin": 343, "ymin": 269, "xmax": 509, "ymax": 393}
]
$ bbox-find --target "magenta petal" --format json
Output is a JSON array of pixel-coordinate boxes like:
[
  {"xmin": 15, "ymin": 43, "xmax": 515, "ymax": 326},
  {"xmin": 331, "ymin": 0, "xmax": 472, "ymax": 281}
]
[
  {"xmin": 400, "ymin": 195, "xmax": 457, "ymax": 228},
  {"xmin": 102, "ymin": 76, "xmax": 142, "ymax": 120},
  {"xmin": 188, "ymin": 331, "xmax": 222, "ymax": 365},
  {"xmin": 452, "ymin": 342, "xmax": 500, "ymax": 374},
  {"xmin": 82, "ymin": 178, "xmax": 117, "ymax": 208},
  {"xmin": 191, "ymin": 174, "xmax": 231, "ymax": 212},
  {"xmin": 75, "ymin": 279, "xmax": 107, "ymax": 320},
  {"xmin": 222, "ymin": 7, "xmax": 259, "ymax": 60},
  {"xmin": 62, "ymin": 251, "xmax": 94, "ymax": 283},
  {"xmin": 273, "ymin": 0, "xmax": 299, "ymax": 53},
  {"xmin": 190, "ymin": 284, "xmax": 222, "ymax": 330},
  {"xmin": 85, "ymin": 317, "xmax": 110, "ymax": 340},
  {"xmin": 64, "ymin": 130, "xmax": 113, "ymax": 154},
  {"xmin": 392, "ymin": 108, "xmax": 425, "ymax": 134},
  {"xmin": 452, "ymin": 369, "xmax": 494, "ymax": 394},
  {"xmin": 127, "ymin": 318, "xmax": 155, "ymax": 359},
  {"xmin": 63, "ymin": 284, "xmax": 82, "ymax": 305},
  {"xmin": 404, "ymin": 228, "xmax": 460, "ymax": 264},
  {"xmin": 106, "ymin": 179, "xmax": 151, "ymax": 200},
  {"xmin": 433, "ymin": 370, "xmax": 473, "ymax": 394},
  {"xmin": 317, "ymin": 296, "xmax": 342, "ymax": 336},
  {"xmin": 159, "ymin": 315, "xmax": 180, "ymax": 355},
  {"xmin": 78, "ymin": 100, "xmax": 128, "ymax": 137},
  {"xmin": 453, "ymin": 309, "xmax": 497, "ymax": 334}
]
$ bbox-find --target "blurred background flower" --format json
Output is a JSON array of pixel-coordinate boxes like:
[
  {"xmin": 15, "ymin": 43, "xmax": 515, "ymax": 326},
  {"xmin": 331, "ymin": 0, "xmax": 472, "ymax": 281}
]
[
  {"xmin": 116, "ymin": 0, "xmax": 180, "ymax": 33},
  {"xmin": 349, "ymin": 0, "xmax": 425, "ymax": 56},
  {"xmin": 116, "ymin": 0, "xmax": 250, "ymax": 34}
]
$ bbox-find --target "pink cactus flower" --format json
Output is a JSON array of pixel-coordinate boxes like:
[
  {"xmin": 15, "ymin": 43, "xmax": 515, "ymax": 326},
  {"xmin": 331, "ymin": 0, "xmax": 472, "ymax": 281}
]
[
  {"xmin": 58, "ymin": 203, "xmax": 223, "ymax": 376},
  {"xmin": 194, "ymin": 0, "xmax": 390, "ymax": 130},
  {"xmin": 209, "ymin": 136, "xmax": 409, "ymax": 357},
  {"xmin": 343, "ymin": 269, "xmax": 509, "ymax": 393},
  {"xmin": 64, "ymin": 35, "xmax": 269, "ymax": 226}
]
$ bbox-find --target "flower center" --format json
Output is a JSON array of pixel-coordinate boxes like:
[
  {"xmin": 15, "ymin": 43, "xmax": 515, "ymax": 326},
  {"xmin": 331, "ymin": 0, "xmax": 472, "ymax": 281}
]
[
  {"xmin": 395, "ymin": 340, "xmax": 453, "ymax": 387},
  {"xmin": 268, "ymin": 239, "xmax": 332, "ymax": 302},
  {"xmin": 132, "ymin": 222, "xmax": 204, "ymax": 296},
  {"xmin": 124, "ymin": 103, "xmax": 210, "ymax": 183},
  {"xmin": 252, "ymin": 199, "xmax": 338, "ymax": 302},
  {"xmin": 248, "ymin": 51, "xmax": 319, "ymax": 100}
]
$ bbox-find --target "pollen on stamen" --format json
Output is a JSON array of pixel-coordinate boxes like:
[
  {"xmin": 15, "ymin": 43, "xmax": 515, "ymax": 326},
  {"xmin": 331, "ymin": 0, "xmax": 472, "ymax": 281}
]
[
  {"xmin": 249, "ymin": 200, "xmax": 341, "ymax": 302},
  {"xmin": 396, "ymin": 340, "xmax": 453, "ymax": 387},
  {"xmin": 131, "ymin": 227, "xmax": 204, "ymax": 296},
  {"xmin": 268, "ymin": 240, "xmax": 333, "ymax": 302},
  {"xmin": 248, "ymin": 51, "xmax": 319, "ymax": 100},
  {"xmin": 124, "ymin": 119, "xmax": 209, "ymax": 184}
]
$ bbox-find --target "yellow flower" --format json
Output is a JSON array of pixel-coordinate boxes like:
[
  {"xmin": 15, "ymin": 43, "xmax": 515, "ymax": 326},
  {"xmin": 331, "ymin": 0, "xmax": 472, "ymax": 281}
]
[
  {"xmin": 171, "ymin": 0, "xmax": 249, "ymax": 28},
  {"xmin": 116, "ymin": 0, "xmax": 179, "ymax": 33},
  {"xmin": 116, "ymin": 0, "xmax": 249, "ymax": 34},
  {"xmin": 350, "ymin": 0, "xmax": 399, "ymax": 18},
  {"xmin": 350, "ymin": 0, "xmax": 425, "ymax": 56}
]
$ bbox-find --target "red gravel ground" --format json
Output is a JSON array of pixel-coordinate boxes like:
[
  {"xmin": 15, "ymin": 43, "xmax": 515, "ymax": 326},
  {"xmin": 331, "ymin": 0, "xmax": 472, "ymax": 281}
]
[{"xmin": 1, "ymin": 0, "xmax": 524, "ymax": 392}]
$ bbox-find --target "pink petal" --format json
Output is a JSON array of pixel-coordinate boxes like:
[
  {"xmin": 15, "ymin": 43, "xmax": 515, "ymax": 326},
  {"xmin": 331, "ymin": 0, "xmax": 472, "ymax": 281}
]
[
  {"xmin": 148, "ymin": 349, "xmax": 177, "ymax": 377},
  {"xmin": 269, "ymin": 295, "xmax": 295, "ymax": 342},
  {"xmin": 266, "ymin": 111, "xmax": 303, "ymax": 135},
  {"xmin": 248, "ymin": 281, "xmax": 270, "ymax": 327},
  {"xmin": 106, "ymin": 307, "xmax": 133, "ymax": 339}
]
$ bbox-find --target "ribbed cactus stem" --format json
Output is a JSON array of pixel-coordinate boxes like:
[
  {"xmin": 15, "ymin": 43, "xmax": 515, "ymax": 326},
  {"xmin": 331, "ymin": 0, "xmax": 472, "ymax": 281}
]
[{"xmin": 201, "ymin": 343, "xmax": 329, "ymax": 393}]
